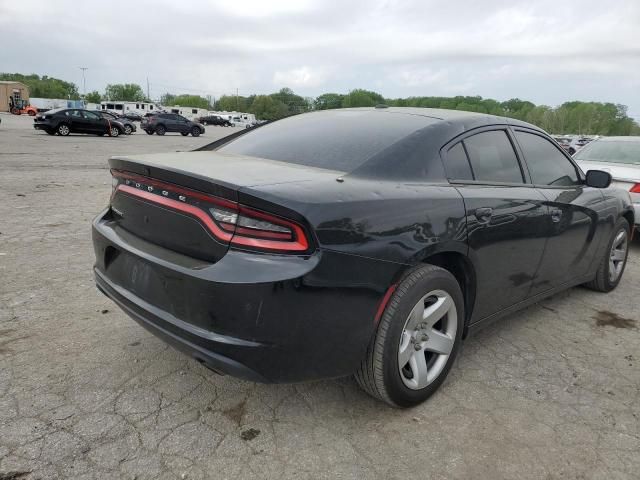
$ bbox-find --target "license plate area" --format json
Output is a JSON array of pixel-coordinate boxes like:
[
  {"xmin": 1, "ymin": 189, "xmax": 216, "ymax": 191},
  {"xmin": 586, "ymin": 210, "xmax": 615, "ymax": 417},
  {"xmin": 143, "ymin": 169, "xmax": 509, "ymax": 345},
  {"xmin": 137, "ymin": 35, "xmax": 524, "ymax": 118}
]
[{"xmin": 107, "ymin": 251, "xmax": 187, "ymax": 319}]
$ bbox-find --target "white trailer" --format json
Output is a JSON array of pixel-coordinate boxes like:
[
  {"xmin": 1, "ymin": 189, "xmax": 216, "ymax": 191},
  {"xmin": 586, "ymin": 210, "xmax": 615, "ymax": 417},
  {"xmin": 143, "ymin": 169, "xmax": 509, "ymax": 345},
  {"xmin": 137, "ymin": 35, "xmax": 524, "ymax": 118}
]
[
  {"xmin": 100, "ymin": 101, "xmax": 161, "ymax": 115},
  {"xmin": 30, "ymin": 98, "xmax": 85, "ymax": 111},
  {"xmin": 165, "ymin": 106, "xmax": 210, "ymax": 120}
]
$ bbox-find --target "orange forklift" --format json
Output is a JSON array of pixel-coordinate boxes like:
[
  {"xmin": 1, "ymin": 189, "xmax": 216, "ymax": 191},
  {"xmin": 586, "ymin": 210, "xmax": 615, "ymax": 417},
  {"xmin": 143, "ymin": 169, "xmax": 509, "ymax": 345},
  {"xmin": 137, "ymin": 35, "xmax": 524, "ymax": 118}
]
[{"xmin": 10, "ymin": 97, "xmax": 38, "ymax": 116}]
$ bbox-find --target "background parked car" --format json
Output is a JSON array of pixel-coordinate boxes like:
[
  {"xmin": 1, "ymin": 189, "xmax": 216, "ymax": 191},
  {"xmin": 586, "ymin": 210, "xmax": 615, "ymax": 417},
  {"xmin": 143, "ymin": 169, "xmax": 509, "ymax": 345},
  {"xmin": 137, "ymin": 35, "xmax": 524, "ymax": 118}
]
[
  {"xmin": 33, "ymin": 108, "xmax": 124, "ymax": 137},
  {"xmin": 92, "ymin": 110, "xmax": 136, "ymax": 135},
  {"xmin": 119, "ymin": 112, "xmax": 143, "ymax": 122},
  {"xmin": 141, "ymin": 113, "xmax": 205, "ymax": 136},
  {"xmin": 554, "ymin": 136, "xmax": 577, "ymax": 155},
  {"xmin": 574, "ymin": 136, "xmax": 640, "ymax": 232},
  {"xmin": 197, "ymin": 115, "xmax": 232, "ymax": 126}
]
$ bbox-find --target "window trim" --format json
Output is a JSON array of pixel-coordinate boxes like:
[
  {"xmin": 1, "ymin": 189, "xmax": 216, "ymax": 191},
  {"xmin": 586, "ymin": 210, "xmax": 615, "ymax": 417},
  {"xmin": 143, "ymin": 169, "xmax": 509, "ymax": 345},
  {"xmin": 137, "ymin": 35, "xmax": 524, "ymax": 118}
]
[
  {"xmin": 511, "ymin": 127, "xmax": 585, "ymax": 189},
  {"xmin": 440, "ymin": 125, "xmax": 532, "ymax": 187}
]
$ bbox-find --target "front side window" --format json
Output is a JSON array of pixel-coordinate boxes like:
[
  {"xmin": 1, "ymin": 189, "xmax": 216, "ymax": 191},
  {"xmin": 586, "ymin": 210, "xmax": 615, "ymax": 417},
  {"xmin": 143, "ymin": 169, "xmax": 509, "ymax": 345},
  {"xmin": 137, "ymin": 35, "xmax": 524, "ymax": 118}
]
[
  {"xmin": 515, "ymin": 131, "xmax": 580, "ymax": 186},
  {"xmin": 463, "ymin": 130, "xmax": 523, "ymax": 184},
  {"xmin": 82, "ymin": 111, "xmax": 100, "ymax": 120}
]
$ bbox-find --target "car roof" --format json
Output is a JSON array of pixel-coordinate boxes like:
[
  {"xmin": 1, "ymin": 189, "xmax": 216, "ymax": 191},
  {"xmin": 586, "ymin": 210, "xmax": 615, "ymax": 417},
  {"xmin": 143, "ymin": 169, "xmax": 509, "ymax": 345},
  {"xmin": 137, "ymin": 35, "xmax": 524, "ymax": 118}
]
[{"xmin": 314, "ymin": 106, "xmax": 541, "ymax": 131}]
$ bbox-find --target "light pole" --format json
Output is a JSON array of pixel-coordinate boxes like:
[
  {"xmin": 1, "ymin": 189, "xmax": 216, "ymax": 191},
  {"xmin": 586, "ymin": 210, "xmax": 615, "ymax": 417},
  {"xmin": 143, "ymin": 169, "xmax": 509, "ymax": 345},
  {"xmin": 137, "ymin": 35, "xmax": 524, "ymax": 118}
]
[{"xmin": 79, "ymin": 67, "xmax": 88, "ymax": 99}]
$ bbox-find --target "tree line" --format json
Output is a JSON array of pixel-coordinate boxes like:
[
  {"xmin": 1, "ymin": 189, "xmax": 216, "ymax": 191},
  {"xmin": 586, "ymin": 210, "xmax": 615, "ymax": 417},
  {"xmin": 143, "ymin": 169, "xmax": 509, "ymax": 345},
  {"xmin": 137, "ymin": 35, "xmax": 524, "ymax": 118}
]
[{"xmin": 2, "ymin": 73, "xmax": 638, "ymax": 135}]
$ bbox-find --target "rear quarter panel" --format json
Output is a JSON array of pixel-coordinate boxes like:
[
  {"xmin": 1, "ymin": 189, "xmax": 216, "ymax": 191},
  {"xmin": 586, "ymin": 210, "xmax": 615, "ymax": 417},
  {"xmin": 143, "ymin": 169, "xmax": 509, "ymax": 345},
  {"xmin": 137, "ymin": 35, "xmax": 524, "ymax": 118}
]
[{"xmin": 241, "ymin": 179, "xmax": 468, "ymax": 266}]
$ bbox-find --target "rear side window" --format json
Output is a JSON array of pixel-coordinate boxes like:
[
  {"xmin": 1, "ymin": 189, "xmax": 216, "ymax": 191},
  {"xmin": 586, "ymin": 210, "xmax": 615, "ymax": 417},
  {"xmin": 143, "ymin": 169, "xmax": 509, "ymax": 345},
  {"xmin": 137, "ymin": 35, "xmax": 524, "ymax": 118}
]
[
  {"xmin": 515, "ymin": 131, "xmax": 580, "ymax": 186},
  {"xmin": 464, "ymin": 131, "xmax": 523, "ymax": 184},
  {"xmin": 444, "ymin": 142, "xmax": 473, "ymax": 180}
]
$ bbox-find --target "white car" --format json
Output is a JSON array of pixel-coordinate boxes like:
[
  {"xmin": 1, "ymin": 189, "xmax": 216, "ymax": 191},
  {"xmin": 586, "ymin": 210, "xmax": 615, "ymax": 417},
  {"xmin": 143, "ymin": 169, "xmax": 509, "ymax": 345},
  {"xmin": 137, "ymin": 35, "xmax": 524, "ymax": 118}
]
[{"xmin": 574, "ymin": 136, "xmax": 640, "ymax": 231}]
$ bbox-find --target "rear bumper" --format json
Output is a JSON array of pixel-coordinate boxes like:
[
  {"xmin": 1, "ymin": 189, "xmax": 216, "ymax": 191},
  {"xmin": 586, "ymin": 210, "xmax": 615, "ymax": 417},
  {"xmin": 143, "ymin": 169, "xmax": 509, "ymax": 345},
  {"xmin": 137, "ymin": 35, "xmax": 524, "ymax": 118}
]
[
  {"xmin": 95, "ymin": 269, "xmax": 268, "ymax": 382},
  {"xmin": 92, "ymin": 209, "xmax": 402, "ymax": 383}
]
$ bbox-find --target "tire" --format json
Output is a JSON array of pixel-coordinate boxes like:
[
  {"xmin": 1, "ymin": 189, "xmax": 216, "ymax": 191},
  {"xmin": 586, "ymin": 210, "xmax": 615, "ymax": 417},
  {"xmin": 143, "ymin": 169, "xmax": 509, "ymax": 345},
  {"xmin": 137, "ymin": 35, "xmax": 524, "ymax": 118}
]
[
  {"xmin": 191, "ymin": 127, "xmax": 200, "ymax": 137},
  {"xmin": 155, "ymin": 125, "xmax": 166, "ymax": 136},
  {"xmin": 181, "ymin": 132, "xmax": 189, "ymax": 136},
  {"xmin": 124, "ymin": 125, "xmax": 133, "ymax": 135},
  {"xmin": 145, "ymin": 129, "xmax": 154, "ymax": 135},
  {"xmin": 57, "ymin": 123, "xmax": 71, "ymax": 136},
  {"xmin": 28, "ymin": 110, "xmax": 36, "ymax": 116},
  {"xmin": 110, "ymin": 126, "xmax": 120, "ymax": 137},
  {"xmin": 584, "ymin": 218, "xmax": 630, "ymax": 292},
  {"xmin": 355, "ymin": 264, "xmax": 464, "ymax": 407}
]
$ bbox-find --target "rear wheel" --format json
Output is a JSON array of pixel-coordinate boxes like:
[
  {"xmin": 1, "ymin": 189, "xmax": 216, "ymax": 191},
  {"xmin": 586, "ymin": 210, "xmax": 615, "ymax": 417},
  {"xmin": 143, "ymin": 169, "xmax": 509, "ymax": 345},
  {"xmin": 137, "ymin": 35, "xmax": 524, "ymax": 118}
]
[
  {"xmin": 584, "ymin": 218, "xmax": 630, "ymax": 292},
  {"xmin": 191, "ymin": 127, "xmax": 201, "ymax": 137},
  {"xmin": 355, "ymin": 265, "xmax": 464, "ymax": 407},
  {"xmin": 57, "ymin": 123, "xmax": 70, "ymax": 136},
  {"xmin": 109, "ymin": 126, "xmax": 120, "ymax": 137},
  {"xmin": 155, "ymin": 125, "xmax": 166, "ymax": 136},
  {"xmin": 124, "ymin": 125, "xmax": 133, "ymax": 135}
]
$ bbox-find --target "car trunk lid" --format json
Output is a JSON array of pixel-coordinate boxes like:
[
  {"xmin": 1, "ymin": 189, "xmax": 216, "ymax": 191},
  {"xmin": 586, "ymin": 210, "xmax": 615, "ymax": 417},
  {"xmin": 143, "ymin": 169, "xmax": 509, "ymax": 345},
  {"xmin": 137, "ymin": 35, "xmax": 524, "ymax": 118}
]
[{"xmin": 107, "ymin": 151, "xmax": 339, "ymax": 262}]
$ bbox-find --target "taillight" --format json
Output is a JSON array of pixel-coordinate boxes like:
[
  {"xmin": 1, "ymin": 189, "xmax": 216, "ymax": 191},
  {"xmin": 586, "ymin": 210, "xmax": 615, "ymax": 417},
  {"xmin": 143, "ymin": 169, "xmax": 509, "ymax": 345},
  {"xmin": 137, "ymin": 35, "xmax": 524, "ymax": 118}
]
[
  {"xmin": 630, "ymin": 184, "xmax": 640, "ymax": 193},
  {"xmin": 110, "ymin": 170, "xmax": 310, "ymax": 253}
]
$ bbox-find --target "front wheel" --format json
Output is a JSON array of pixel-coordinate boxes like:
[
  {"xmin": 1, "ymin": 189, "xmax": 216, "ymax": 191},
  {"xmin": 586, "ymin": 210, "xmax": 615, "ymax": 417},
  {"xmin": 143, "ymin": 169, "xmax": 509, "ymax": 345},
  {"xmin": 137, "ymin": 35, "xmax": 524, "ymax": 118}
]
[
  {"xmin": 355, "ymin": 265, "xmax": 464, "ymax": 407},
  {"xmin": 109, "ymin": 126, "xmax": 120, "ymax": 137},
  {"xmin": 124, "ymin": 125, "xmax": 133, "ymax": 135},
  {"xmin": 584, "ymin": 218, "xmax": 630, "ymax": 292},
  {"xmin": 191, "ymin": 127, "xmax": 201, "ymax": 137}
]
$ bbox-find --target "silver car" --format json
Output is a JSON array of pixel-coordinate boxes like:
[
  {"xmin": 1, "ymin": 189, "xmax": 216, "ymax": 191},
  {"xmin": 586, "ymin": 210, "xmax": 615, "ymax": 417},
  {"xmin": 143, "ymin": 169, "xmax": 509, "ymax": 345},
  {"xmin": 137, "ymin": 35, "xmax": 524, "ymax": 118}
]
[{"xmin": 574, "ymin": 136, "xmax": 640, "ymax": 231}]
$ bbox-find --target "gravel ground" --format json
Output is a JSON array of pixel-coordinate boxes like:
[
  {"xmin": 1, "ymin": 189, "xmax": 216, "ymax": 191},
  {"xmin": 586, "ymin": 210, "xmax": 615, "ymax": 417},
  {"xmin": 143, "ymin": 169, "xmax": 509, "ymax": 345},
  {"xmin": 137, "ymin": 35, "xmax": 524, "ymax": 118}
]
[{"xmin": 1, "ymin": 112, "xmax": 639, "ymax": 480}]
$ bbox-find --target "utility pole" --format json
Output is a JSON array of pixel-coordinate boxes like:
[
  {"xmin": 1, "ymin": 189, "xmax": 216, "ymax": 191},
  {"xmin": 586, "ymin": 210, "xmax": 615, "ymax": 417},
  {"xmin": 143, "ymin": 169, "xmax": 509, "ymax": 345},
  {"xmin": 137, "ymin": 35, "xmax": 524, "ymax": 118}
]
[
  {"xmin": 146, "ymin": 77, "xmax": 150, "ymax": 101},
  {"xmin": 79, "ymin": 67, "xmax": 88, "ymax": 99}
]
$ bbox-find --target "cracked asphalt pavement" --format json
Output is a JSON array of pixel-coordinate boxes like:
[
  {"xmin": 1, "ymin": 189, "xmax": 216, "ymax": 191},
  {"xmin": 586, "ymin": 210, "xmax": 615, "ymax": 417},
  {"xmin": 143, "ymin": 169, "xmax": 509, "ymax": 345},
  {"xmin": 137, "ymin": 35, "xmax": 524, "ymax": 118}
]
[{"xmin": 1, "ymin": 113, "xmax": 639, "ymax": 479}]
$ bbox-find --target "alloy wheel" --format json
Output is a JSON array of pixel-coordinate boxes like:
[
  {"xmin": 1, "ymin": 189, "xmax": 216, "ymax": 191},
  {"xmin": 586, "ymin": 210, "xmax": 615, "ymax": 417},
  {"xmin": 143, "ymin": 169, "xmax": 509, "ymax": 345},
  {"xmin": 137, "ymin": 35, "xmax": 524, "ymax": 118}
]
[
  {"xmin": 609, "ymin": 230, "xmax": 627, "ymax": 282},
  {"xmin": 398, "ymin": 289, "xmax": 457, "ymax": 390}
]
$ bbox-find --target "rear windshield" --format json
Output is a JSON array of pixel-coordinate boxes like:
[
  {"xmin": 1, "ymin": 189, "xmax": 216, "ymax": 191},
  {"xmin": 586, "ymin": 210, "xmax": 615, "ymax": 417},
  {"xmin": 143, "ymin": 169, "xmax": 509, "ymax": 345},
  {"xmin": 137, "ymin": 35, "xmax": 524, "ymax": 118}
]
[
  {"xmin": 218, "ymin": 110, "xmax": 437, "ymax": 172},
  {"xmin": 574, "ymin": 140, "xmax": 640, "ymax": 165}
]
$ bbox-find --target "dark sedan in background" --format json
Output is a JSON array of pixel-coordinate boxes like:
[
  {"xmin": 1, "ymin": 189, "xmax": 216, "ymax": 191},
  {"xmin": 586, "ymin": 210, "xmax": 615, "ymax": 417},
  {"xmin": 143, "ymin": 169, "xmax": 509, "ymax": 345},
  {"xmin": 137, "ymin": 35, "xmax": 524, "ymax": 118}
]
[
  {"xmin": 197, "ymin": 115, "xmax": 232, "ymax": 126},
  {"xmin": 92, "ymin": 107, "xmax": 633, "ymax": 407},
  {"xmin": 141, "ymin": 113, "xmax": 205, "ymax": 136},
  {"xmin": 34, "ymin": 108, "xmax": 124, "ymax": 136},
  {"xmin": 92, "ymin": 110, "xmax": 137, "ymax": 135}
]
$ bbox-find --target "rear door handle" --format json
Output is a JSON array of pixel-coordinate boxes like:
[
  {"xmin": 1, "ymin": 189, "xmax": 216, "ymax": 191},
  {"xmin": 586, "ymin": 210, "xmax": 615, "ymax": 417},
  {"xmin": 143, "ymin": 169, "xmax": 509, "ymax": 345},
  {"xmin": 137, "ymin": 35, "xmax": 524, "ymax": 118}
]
[
  {"xmin": 475, "ymin": 207, "xmax": 493, "ymax": 223},
  {"xmin": 550, "ymin": 209, "xmax": 562, "ymax": 222}
]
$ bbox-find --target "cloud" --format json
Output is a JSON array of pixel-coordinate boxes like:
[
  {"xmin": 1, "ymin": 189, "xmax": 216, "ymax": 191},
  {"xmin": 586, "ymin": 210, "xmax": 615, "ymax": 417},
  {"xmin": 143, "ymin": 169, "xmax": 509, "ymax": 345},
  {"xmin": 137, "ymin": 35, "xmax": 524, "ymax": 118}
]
[
  {"xmin": 273, "ymin": 66, "xmax": 329, "ymax": 88},
  {"xmin": 0, "ymin": 0, "xmax": 638, "ymax": 116}
]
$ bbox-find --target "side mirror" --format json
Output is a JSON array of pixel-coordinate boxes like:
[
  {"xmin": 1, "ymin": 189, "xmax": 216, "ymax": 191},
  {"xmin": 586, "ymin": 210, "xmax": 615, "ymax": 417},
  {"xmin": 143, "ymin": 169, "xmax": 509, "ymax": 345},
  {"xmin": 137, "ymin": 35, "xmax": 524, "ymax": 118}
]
[{"xmin": 585, "ymin": 170, "xmax": 612, "ymax": 188}]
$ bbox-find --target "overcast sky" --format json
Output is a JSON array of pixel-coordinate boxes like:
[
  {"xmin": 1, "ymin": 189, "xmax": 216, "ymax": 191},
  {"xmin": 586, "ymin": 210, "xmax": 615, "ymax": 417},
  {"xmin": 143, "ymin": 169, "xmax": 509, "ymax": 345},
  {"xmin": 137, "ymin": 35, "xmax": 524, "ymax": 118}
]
[{"xmin": 1, "ymin": 0, "xmax": 638, "ymax": 117}]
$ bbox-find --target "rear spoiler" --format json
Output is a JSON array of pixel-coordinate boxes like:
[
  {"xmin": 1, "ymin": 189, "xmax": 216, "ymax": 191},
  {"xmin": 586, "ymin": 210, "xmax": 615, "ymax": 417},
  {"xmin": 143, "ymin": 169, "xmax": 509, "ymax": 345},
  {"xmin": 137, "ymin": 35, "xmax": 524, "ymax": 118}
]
[{"xmin": 193, "ymin": 121, "xmax": 271, "ymax": 152}]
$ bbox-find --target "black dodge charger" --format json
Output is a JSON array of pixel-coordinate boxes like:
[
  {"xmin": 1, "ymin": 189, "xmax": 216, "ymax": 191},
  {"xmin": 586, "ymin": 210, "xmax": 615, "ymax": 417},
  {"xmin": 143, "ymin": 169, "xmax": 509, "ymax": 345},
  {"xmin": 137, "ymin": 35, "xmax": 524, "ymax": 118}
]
[{"xmin": 92, "ymin": 107, "xmax": 634, "ymax": 407}]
